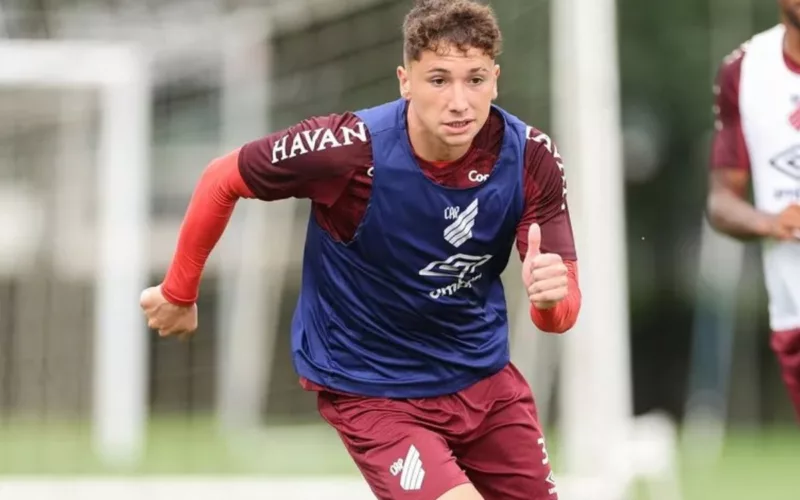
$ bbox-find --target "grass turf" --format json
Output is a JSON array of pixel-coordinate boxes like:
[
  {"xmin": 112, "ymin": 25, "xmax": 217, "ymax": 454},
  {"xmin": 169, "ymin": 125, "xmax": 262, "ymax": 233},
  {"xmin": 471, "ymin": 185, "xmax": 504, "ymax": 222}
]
[{"xmin": 0, "ymin": 417, "xmax": 797, "ymax": 499}]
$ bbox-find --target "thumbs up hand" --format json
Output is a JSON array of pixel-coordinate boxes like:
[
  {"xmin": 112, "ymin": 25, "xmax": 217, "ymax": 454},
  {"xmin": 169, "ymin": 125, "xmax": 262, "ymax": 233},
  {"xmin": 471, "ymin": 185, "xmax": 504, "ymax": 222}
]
[{"xmin": 521, "ymin": 224, "xmax": 569, "ymax": 310}]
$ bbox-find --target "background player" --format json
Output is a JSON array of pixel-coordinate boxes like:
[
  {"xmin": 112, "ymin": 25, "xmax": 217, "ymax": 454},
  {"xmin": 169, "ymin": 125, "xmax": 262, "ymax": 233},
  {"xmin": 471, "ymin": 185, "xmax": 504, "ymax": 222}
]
[
  {"xmin": 706, "ymin": 0, "xmax": 800, "ymax": 420},
  {"xmin": 141, "ymin": 0, "xmax": 581, "ymax": 498}
]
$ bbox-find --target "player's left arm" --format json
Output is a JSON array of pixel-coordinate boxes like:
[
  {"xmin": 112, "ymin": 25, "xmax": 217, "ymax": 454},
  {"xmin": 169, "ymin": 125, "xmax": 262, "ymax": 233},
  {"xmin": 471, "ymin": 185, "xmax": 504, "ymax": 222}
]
[{"xmin": 516, "ymin": 132, "xmax": 581, "ymax": 334}]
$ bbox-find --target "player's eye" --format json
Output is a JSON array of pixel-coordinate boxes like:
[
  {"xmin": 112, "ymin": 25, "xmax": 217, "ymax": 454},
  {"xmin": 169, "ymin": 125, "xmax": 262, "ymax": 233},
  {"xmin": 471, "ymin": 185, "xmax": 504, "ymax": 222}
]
[
  {"xmin": 470, "ymin": 77, "xmax": 485, "ymax": 85},
  {"xmin": 430, "ymin": 77, "xmax": 446, "ymax": 87}
]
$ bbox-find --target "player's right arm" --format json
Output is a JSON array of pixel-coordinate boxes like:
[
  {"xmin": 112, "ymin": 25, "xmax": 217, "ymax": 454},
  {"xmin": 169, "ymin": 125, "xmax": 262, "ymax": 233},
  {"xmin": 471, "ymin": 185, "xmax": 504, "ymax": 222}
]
[
  {"xmin": 706, "ymin": 47, "xmax": 800, "ymax": 241},
  {"xmin": 140, "ymin": 113, "xmax": 370, "ymax": 337}
]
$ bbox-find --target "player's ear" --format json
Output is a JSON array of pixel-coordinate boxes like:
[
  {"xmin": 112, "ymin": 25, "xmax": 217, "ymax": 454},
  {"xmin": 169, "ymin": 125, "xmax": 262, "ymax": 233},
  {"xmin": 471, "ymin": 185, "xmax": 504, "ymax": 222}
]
[
  {"xmin": 397, "ymin": 65, "xmax": 410, "ymax": 99},
  {"xmin": 492, "ymin": 64, "xmax": 500, "ymax": 100}
]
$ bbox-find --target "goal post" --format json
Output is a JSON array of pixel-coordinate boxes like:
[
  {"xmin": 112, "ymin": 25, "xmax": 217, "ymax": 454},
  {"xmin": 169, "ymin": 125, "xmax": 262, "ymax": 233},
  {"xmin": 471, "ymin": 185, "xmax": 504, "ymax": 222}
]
[
  {"xmin": 215, "ymin": 8, "xmax": 279, "ymax": 434},
  {"xmin": 551, "ymin": 0, "xmax": 633, "ymax": 475},
  {"xmin": 0, "ymin": 40, "xmax": 151, "ymax": 467},
  {"xmin": 551, "ymin": 1, "xmax": 681, "ymax": 498}
]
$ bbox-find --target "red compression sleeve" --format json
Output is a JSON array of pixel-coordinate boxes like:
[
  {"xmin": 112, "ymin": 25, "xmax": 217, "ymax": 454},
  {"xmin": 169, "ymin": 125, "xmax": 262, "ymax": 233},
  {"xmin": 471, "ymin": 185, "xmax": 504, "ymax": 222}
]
[{"xmin": 161, "ymin": 149, "xmax": 253, "ymax": 306}]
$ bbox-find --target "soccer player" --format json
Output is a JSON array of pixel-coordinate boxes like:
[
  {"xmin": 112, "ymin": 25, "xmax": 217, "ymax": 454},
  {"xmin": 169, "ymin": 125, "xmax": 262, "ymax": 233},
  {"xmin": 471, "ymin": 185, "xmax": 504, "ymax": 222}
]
[
  {"xmin": 140, "ymin": 0, "xmax": 581, "ymax": 498},
  {"xmin": 706, "ymin": 0, "xmax": 800, "ymax": 422}
]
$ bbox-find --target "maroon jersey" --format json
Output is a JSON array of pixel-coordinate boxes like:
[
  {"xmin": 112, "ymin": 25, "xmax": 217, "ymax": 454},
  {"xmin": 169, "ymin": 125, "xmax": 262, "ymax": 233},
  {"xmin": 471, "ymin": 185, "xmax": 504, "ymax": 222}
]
[
  {"xmin": 161, "ymin": 108, "xmax": 580, "ymax": 333},
  {"xmin": 711, "ymin": 43, "xmax": 800, "ymax": 172},
  {"xmin": 239, "ymin": 108, "xmax": 577, "ymax": 261}
]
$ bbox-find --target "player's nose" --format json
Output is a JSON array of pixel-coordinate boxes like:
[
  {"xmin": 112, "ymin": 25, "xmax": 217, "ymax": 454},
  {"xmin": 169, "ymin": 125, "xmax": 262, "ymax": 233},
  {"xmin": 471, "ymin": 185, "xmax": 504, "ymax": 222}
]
[{"xmin": 448, "ymin": 83, "xmax": 469, "ymax": 113}]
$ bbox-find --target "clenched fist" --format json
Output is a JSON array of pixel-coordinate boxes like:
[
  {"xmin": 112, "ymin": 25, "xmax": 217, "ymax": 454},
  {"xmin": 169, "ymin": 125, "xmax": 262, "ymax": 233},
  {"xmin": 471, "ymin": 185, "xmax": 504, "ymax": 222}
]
[
  {"xmin": 140, "ymin": 285, "xmax": 198, "ymax": 338},
  {"xmin": 521, "ymin": 224, "xmax": 568, "ymax": 310},
  {"xmin": 768, "ymin": 203, "xmax": 800, "ymax": 241}
]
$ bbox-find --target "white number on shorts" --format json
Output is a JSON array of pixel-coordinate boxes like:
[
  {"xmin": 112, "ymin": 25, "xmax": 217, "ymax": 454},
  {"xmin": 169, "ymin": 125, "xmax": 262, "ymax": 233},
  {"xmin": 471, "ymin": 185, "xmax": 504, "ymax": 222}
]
[{"xmin": 537, "ymin": 437, "xmax": 550, "ymax": 465}]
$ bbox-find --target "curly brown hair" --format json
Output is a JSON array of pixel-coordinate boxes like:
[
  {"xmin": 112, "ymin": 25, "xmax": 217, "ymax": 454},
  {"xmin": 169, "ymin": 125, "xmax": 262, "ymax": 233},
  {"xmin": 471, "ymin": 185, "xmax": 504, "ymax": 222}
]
[{"xmin": 402, "ymin": 0, "xmax": 503, "ymax": 62}]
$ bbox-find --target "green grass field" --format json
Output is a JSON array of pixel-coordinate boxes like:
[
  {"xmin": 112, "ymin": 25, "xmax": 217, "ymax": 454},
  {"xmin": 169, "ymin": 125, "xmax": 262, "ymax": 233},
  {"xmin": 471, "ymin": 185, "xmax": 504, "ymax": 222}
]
[{"xmin": 0, "ymin": 418, "xmax": 798, "ymax": 499}]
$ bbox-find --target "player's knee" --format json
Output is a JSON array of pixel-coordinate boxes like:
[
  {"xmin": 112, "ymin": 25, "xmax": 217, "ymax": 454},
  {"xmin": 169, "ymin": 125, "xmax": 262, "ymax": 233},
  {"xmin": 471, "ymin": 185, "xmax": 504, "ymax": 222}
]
[{"xmin": 435, "ymin": 483, "xmax": 484, "ymax": 500}]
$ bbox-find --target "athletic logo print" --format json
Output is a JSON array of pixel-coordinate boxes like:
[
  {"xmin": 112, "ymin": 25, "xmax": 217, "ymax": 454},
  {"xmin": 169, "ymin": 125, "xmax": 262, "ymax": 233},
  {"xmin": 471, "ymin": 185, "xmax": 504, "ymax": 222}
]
[
  {"xmin": 769, "ymin": 145, "xmax": 800, "ymax": 180},
  {"xmin": 389, "ymin": 444, "xmax": 425, "ymax": 491},
  {"xmin": 420, "ymin": 199, "xmax": 491, "ymax": 299},
  {"xmin": 443, "ymin": 199, "xmax": 478, "ymax": 248},
  {"xmin": 546, "ymin": 470, "xmax": 558, "ymax": 496},
  {"xmin": 419, "ymin": 254, "xmax": 492, "ymax": 279},
  {"xmin": 789, "ymin": 95, "xmax": 800, "ymax": 130}
]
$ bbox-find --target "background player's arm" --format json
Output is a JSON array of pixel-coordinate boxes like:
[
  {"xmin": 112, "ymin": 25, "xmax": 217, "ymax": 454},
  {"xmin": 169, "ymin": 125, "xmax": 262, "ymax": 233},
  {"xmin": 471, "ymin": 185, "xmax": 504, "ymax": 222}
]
[
  {"xmin": 159, "ymin": 113, "xmax": 369, "ymax": 308},
  {"xmin": 707, "ymin": 148, "xmax": 800, "ymax": 242},
  {"xmin": 705, "ymin": 47, "xmax": 800, "ymax": 241},
  {"xmin": 707, "ymin": 169, "xmax": 775, "ymax": 239},
  {"xmin": 705, "ymin": 49, "xmax": 775, "ymax": 240},
  {"xmin": 516, "ymin": 136, "xmax": 581, "ymax": 334}
]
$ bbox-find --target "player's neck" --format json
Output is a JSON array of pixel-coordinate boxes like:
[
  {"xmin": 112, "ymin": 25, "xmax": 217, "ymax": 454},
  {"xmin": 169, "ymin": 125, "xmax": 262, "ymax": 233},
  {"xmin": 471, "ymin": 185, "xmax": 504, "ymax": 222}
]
[
  {"xmin": 784, "ymin": 19, "xmax": 800, "ymax": 65},
  {"xmin": 406, "ymin": 106, "xmax": 471, "ymax": 162}
]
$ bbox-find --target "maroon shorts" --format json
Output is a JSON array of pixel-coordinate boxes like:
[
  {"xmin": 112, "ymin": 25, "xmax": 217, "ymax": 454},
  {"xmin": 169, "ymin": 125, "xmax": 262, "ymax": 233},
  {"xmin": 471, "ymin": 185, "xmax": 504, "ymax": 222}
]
[
  {"xmin": 316, "ymin": 363, "xmax": 558, "ymax": 500},
  {"xmin": 770, "ymin": 328, "xmax": 800, "ymax": 421}
]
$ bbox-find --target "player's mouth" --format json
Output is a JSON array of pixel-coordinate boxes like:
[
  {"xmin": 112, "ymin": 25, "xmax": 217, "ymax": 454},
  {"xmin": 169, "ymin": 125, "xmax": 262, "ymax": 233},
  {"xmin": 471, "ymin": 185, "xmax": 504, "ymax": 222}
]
[{"xmin": 443, "ymin": 120, "xmax": 474, "ymax": 134}]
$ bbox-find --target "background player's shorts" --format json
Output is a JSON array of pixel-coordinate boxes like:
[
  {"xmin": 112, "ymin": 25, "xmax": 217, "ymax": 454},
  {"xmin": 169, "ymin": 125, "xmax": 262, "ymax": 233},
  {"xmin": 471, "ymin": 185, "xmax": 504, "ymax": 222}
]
[
  {"xmin": 770, "ymin": 328, "xmax": 800, "ymax": 421},
  {"xmin": 316, "ymin": 363, "xmax": 557, "ymax": 500}
]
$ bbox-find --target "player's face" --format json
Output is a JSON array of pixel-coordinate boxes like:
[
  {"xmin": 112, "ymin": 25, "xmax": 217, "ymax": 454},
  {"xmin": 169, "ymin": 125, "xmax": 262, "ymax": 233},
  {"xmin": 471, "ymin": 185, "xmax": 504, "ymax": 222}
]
[
  {"xmin": 781, "ymin": 0, "xmax": 800, "ymax": 30},
  {"xmin": 397, "ymin": 44, "xmax": 500, "ymax": 160}
]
